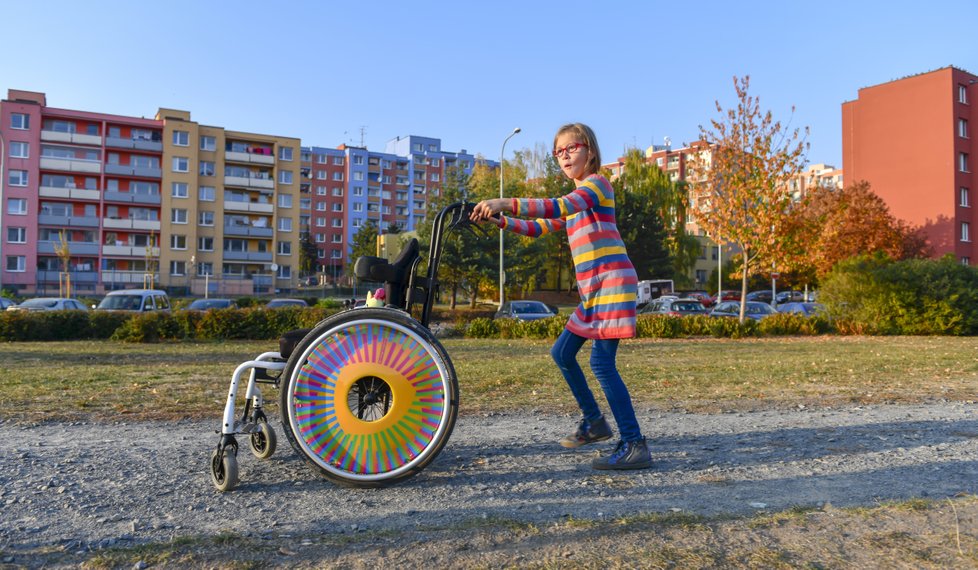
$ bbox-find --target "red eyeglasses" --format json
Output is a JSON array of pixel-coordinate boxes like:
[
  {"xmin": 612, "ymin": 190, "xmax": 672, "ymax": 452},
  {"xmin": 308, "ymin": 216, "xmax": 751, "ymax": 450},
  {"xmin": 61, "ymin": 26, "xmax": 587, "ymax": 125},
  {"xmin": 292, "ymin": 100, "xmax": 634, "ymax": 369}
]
[{"xmin": 552, "ymin": 142, "xmax": 588, "ymax": 158}]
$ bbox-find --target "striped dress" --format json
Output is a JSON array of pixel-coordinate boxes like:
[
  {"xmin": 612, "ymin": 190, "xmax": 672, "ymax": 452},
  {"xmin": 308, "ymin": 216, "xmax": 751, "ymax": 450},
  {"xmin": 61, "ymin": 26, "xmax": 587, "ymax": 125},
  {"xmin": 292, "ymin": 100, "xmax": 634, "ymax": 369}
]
[{"xmin": 496, "ymin": 173, "xmax": 638, "ymax": 339}]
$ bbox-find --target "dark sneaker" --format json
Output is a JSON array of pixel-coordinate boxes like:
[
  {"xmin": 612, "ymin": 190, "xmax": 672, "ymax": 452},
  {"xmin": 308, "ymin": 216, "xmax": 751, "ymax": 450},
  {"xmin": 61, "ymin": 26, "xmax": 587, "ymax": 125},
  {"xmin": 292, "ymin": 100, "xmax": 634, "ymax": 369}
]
[
  {"xmin": 559, "ymin": 416, "xmax": 613, "ymax": 448},
  {"xmin": 591, "ymin": 438, "xmax": 652, "ymax": 470}
]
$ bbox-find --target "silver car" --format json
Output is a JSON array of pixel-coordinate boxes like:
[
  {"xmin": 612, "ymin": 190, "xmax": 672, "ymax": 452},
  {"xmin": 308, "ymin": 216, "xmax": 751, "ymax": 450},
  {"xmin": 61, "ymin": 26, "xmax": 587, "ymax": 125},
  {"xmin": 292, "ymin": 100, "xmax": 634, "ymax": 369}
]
[
  {"xmin": 494, "ymin": 300, "xmax": 556, "ymax": 321},
  {"xmin": 7, "ymin": 297, "xmax": 89, "ymax": 312}
]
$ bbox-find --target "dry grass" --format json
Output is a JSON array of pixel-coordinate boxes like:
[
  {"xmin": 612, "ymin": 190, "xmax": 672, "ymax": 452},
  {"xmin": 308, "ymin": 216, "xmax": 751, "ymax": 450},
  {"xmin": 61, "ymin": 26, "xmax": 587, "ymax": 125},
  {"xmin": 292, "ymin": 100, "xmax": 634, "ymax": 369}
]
[{"xmin": 2, "ymin": 336, "xmax": 978, "ymax": 422}]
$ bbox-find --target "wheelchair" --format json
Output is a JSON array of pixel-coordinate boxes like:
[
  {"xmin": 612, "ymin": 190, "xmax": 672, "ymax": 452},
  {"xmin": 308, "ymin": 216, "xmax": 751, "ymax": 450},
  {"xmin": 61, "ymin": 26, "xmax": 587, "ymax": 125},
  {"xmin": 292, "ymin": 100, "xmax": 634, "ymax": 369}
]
[{"xmin": 209, "ymin": 201, "xmax": 490, "ymax": 491}]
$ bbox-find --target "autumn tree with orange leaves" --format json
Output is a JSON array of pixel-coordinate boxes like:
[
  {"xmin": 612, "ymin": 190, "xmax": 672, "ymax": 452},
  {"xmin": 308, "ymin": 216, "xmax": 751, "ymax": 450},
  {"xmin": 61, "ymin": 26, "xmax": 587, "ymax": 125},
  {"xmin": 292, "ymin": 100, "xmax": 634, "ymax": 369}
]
[
  {"xmin": 687, "ymin": 76, "xmax": 808, "ymax": 322},
  {"xmin": 793, "ymin": 180, "xmax": 931, "ymax": 278}
]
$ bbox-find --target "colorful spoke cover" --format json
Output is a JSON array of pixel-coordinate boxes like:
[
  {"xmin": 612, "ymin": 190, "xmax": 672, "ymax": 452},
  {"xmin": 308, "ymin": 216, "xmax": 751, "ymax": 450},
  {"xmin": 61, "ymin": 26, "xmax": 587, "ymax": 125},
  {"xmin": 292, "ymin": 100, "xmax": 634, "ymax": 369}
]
[{"xmin": 290, "ymin": 320, "xmax": 448, "ymax": 477}]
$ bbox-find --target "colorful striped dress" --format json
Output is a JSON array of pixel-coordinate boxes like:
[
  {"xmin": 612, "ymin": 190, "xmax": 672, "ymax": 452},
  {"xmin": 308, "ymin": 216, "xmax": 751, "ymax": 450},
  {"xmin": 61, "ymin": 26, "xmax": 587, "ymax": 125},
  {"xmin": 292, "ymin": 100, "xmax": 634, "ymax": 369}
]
[{"xmin": 496, "ymin": 173, "xmax": 638, "ymax": 339}]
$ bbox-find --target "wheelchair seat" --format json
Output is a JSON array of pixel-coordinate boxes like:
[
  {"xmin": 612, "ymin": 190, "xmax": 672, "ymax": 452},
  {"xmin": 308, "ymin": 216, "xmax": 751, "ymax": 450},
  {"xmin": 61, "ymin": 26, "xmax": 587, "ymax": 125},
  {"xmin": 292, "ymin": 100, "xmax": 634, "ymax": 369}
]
[
  {"xmin": 279, "ymin": 328, "xmax": 311, "ymax": 360},
  {"xmin": 352, "ymin": 237, "xmax": 420, "ymax": 309}
]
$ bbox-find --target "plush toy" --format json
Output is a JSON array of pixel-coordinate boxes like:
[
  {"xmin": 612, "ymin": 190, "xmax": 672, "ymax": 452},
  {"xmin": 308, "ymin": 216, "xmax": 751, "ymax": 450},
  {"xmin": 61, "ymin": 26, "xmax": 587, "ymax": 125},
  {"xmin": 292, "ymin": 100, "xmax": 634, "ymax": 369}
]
[{"xmin": 365, "ymin": 287, "xmax": 386, "ymax": 307}]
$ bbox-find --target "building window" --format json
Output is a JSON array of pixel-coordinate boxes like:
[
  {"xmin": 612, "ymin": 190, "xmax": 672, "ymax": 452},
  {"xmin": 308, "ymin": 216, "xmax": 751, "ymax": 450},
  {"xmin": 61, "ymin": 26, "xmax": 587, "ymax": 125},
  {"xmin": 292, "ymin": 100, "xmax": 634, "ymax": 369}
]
[
  {"xmin": 9, "ymin": 141, "xmax": 29, "ymax": 158},
  {"xmin": 7, "ymin": 227, "xmax": 26, "ymax": 243},
  {"xmin": 315, "ymin": 233, "xmax": 325, "ymax": 243},
  {"xmin": 197, "ymin": 262, "xmax": 213, "ymax": 276},
  {"xmin": 199, "ymin": 185, "xmax": 215, "ymax": 201},
  {"xmin": 278, "ymin": 218, "xmax": 293, "ymax": 232},
  {"xmin": 961, "ymin": 153, "xmax": 970, "ymax": 173},
  {"xmin": 11, "ymin": 113, "xmax": 29, "ymax": 130},
  {"xmin": 316, "ymin": 170, "xmax": 327, "ymax": 180},
  {"xmin": 353, "ymin": 155, "xmax": 364, "ymax": 165},
  {"xmin": 172, "ymin": 131, "xmax": 189, "ymax": 146},
  {"xmin": 171, "ymin": 182, "xmax": 189, "ymax": 198},
  {"xmin": 962, "ymin": 257, "xmax": 971, "ymax": 266},
  {"xmin": 353, "ymin": 171, "xmax": 364, "ymax": 181},
  {"xmin": 198, "ymin": 236, "xmax": 214, "ymax": 251},
  {"xmin": 277, "ymin": 241, "xmax": 292, "ymax": 255},
  {"xmin": 332, "ymin": 156, "xmax": 344, "ymax": 166},
  {"xmin": 278, "ymin": 194, "xmax": 293, "ymax": 208},
  {"xmin": 172, "ymin": 157, "xmax": 189, "ymax": 172},
  {"xmin": 200, "ymin": 161, "xmax": 215, "ymax": 176},
  {"xmin": 279, "ymin": 171, "xmax": 293, "ymax": 184},
  {"xmin": 331, "ymin": 234, "xmax": 343, "ymax": 243},
  {"xmin": 279, "ymin": 147, "xmax": 294, "ymax": 161},
  {"xmin": 171, "ymin": 209, "xmax": 188, "ymax": 224},
  {"xmin": 198, "ymin": 211, "xmax": 214, "ymax": 226},
  {"xmin": 6, "ymin": 255, "xmax": 26, "ymax": 272},
  {"xmin": 960, "ymin": 84, "xmax": 970, "ymax": 104},
  {"xmin": 332, "ymin": 203, "xmax": 343, "ymax": 212},
  {"xmin": 963, "ymin": 221, "xmax": 971, "ymax": 242},
  {"xmin": 960, "ymin": 119, "xmax": 970, "ymax": 139},
  {"xmin": 332, "ymin": 187, "xmax": 343, "ymax": 197},
  {"xmin": 695, "ymin": 269, "xmax": 707, "ymax": 284},
  {"xmin": 332, "ymin": 219, "xmax": 343, "ymax": 228},
  {"xmin": 170, "ymin": 260, "xmax": 186, "ymax": 276},
  {"xmin": 276, "ymin": 265, "xmax": 291, "ymax": 279},
  {"xmin": 331, "ymin": 249, "xmax": 343, "ymax": 259},
  {"xmin": 200, "ymin": 135, "xmax": 216, "ymax": 151},
  {"xmin": 332, "ymin": 172, "xmax": 344, "ymax": 181},
  {"xmin": 353, "ymin": 203, "xmax": 363, "ymax": 212},
  {"xmin": 7, "ymin": 198, "xmax": 27, "ymax": 215},
  {"xmin": 962, "ymin": 187, "xmax": 970, "ymax": 207},
  {"xmin": 170, "ymin": 235, "xmax": 187, "ymax": 249},
  {"xmin": 430, "ymin": 173, "xmax": 440, "ymax": 182},
  {"xmin": 8, "ymin": 170, "xmax": 28, "ymax": 186}
]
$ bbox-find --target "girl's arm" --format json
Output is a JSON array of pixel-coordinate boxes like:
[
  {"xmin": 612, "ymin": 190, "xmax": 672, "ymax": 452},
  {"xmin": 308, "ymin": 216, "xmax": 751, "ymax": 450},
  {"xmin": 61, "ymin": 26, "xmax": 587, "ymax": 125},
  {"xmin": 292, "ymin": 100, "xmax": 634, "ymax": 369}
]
[
  {"xmin": 495, "ymin": 215, "xmax": 566, "ymax": 238},
  {"xmin": 513, "ymin": 174, "xmax": 613, "ymax": 219}
]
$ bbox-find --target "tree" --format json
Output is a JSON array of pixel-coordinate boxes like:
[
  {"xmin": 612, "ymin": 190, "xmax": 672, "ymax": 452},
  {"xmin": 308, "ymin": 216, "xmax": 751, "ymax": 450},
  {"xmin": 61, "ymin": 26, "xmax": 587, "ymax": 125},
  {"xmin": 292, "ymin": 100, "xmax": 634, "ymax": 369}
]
[
  {"xmin": 612, "ymin": 148, "xmax": 703, "ymax": 282},
  {"xmin": 298, "ymin": 232, "xmax": 318, "ymax": 277},
  {"xmin": 348, "ymin": 220, "xmax": 378, "ymax": 279},
  {"xmin": 688, "ymin": 76, "xmax": 809, "ymax": 321},
  {"xmin": 793, "ymin": 180, "xmax": 932, "ymax": 278}
]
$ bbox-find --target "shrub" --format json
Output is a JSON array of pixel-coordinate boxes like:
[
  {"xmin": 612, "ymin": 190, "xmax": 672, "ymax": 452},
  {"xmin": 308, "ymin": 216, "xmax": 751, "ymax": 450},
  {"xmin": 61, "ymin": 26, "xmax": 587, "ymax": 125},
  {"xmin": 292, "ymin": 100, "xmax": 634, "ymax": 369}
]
[
  {"xmin": 820, "ymin": 254, "xmax": 978, "ymax": 335},
  {"xmin": 757, "ymin": 313, "xmax": 831, "ymax": 336},
  {"xmin": 111, "ymin": 313, "xmax": 182, "ymax": 343},
  {"xmin": 88, "ymin": 312, "xmax": 132, "ymax": 339},
  {"xmin": 636, "ymin": 315, "xmax": 686, "ymax": 339},
  {"xmin": 463, "ymin": 318, "xmax": 498, "ymax": 338}
]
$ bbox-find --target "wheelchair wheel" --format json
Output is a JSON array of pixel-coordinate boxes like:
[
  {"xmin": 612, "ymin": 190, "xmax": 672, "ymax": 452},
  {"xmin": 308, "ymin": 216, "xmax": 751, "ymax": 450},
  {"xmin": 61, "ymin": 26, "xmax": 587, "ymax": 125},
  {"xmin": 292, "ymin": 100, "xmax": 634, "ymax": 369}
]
[
  {"xmin": 250, "ymin": 419, "xmax": 277, "ymax": 460},
  {"xmin": 280, "ymin": 308, "xmax": 459, "ymax": 487},
  {"xmin": 210, "ymin": 448, "xmax": 239, "ymax": 492}
]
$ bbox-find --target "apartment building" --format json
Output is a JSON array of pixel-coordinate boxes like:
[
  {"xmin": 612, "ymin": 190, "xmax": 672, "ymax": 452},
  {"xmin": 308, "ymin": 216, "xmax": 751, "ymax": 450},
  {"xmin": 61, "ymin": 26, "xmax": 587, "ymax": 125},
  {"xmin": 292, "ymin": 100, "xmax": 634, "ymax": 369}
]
[
  {"xmin": 300, "ymin": 136, "xmax": 486, "ymax": 283},
  {"xmin": 842, "ymin": 66, "xmax": 977, "ymax": 263},
  {"xmin": 0, "ymin": 90, "xmax": 300, "ymax": 295}
]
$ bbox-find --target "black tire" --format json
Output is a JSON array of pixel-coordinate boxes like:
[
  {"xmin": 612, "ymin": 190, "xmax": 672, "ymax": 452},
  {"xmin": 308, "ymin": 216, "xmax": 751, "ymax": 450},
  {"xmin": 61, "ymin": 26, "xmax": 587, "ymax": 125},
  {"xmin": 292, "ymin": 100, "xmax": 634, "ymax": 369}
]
[
  {"xmin": 210, "ymin": 448, "xmax": 239, "ymax": 492},
  {"xmin": 280, "ymin": 308, "xmax": 459, "ymax": 487},
  {"xmin": 249, "ymin": 419, "xmax": 277, "ymax": 460}
]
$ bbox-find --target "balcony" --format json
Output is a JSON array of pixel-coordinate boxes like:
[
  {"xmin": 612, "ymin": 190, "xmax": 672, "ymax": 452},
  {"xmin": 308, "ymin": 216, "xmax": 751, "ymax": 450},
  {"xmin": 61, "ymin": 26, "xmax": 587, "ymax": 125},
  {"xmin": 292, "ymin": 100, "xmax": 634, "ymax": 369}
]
[
  {"xmin": 103, "ymin": 191, "xmax": 162, "ymax": 205},
  {"xmin": 224, "ymin": 174, "xmax": 274, "ymax": 190},
  {"xmin": 223, "ymin": 251, "xmax": 274, "ymax": 262},
  {"xmin": 223, "ymin": 200, "xmax": 274, "ymax": 214},
  {"xmin": 39, "ymin": 157, "xmax": 101, "ymax": 174},
  {"xmin": 103, "ymin": 218, "xmax": 161, "ymax": 231},
  {"xmin": 101, "ymin": 270, "xmax": 160, "ymax": 285},
  {"xmin": 41, "ymin": 130, "xmax": 103, "ymax": 146},
  {"xmin": 102, "ymin": 245, "xmax": 161, "ymax": 257},
  {"xmin": 37, "ymin": 214, "xmax": 101, "ymax": 228},
  {"xmin": 224, "ymin": 224, "xmax": 274, "ymax": 238},
  {"xmin": 37, "ymin": 241, "xmax": 100, "ymax": 255},
  {"xmin": 37, "ymin": 270, "xmax": 99, "ymax": 284},
  {"xmin": 104, "ymin": 164, "xmax": 162, "ymax": 178},
  {"xmin": 38, "ymin": 185, "xmax": 101, "ymax": 201},
  {"xmin": 225, "ymin": 150, "xmax": 275, "ymax": 165},
  {"xmin": 105, "ymin": 136, "xmax": 163, "ymax": 152}
]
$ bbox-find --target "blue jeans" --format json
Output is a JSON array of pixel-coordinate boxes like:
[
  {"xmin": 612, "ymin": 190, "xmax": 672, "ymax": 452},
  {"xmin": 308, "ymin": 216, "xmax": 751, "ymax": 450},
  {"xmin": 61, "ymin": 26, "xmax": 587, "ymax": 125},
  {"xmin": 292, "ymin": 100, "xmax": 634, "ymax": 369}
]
[{"xmin": 550, "ymin": 329, "xmax": 643, "ymax": 442}]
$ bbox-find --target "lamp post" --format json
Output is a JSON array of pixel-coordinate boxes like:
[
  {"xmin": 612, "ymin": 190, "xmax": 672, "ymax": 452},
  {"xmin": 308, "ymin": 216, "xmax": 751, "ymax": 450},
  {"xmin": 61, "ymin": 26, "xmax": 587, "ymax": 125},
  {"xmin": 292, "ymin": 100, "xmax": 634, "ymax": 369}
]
[{"xmin": 498, "ymin": 127, "xmax": 520, "ymax": 307}]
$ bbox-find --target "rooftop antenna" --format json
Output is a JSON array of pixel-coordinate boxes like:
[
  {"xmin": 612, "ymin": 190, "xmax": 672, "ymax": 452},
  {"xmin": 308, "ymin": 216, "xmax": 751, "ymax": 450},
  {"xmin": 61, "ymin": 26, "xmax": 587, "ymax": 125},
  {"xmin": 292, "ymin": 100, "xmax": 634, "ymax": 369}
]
[{"xmin": 359, "ymin": 126, "xmax": 367, "ymax": 147}]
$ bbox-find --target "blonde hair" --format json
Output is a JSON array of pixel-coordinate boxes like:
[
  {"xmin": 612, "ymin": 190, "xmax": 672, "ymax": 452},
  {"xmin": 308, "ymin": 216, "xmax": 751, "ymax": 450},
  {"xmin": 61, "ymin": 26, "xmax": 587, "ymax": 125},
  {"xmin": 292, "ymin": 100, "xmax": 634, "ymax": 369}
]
[{"xmin": 553, "ymin": 123, "xmax": 602, "ymax": 176}]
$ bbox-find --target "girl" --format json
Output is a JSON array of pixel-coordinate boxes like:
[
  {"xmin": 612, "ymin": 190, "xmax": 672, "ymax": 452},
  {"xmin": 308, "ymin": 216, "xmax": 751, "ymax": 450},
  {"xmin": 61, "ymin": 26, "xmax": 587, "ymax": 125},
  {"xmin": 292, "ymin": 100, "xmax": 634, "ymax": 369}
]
[{"xmin": 470, "ymin": 123, "xmax": 650, "ymax": 470}]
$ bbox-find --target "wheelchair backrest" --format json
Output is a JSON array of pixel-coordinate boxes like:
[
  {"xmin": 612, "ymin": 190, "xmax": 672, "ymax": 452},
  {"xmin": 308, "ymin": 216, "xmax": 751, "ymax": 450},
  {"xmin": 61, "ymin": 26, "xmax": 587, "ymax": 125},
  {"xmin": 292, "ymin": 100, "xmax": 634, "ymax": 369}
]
[{"xmin": 353, "ymin": 238, "xmax": 421, "ymax": 309}]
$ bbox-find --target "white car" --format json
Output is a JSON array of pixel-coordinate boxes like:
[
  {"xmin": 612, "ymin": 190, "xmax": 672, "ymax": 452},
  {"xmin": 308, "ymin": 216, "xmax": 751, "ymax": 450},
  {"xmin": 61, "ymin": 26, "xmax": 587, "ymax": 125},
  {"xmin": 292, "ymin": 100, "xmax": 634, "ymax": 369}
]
[{"xmin": 7, "ymin": 297, "xmax": 89, "ymax": 311}]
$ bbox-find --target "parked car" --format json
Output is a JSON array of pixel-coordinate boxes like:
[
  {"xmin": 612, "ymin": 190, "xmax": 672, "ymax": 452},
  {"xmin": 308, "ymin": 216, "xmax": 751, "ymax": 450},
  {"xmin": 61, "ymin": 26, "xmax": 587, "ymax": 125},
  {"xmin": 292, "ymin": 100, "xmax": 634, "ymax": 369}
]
[
  {"xmin": 0, "ymin": 298, "xmax": 15, "ymax": 310},
  {"xmin": 96, "ymin": 289, "xmax": 171, "ymax": 313},
  {"xmin": 677, "ymin": 290, "xmax": 714, "ymax": 308},
  {"xmin": 745, "ymin": 290, "xmax": 774, "ymax": 304},
  {"xmin": 640, "ymin": 297, "xmax": 708, "ymax": 317},
  {"xmin": 6, "ymin": 297, "xmax": 89, "ymax": 312},
  {"xmin": 776, "ymin": 302, "xmax": 827, "ymax": 317},
  {"xmin": 266, "ymin": 298, "xmax": 309, "ymax": 309},
  {"xmin": 710, "ymin": 301, "xmax": 776, "ymax": 321},
  {"xmin": 711, "ymin": 290, "xmax": 741, "ymax": 305},
  {"xmin": 185, "ymin": 298, "xmax": 237, "ymax": 311},
  {"xmin": 494, "ymin": 300, "xmax": 555, "ymax": 321},
  {"xmin": 775, "ymin": 290, "xmax": 808, "ymax": 304}
]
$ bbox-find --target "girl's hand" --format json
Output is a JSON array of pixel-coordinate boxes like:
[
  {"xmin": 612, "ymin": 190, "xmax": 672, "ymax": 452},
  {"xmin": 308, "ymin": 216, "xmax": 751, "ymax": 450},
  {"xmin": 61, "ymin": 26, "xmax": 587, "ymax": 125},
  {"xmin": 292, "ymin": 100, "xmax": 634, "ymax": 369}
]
[{"xmin": 470, "ymin": 198, "xmax": 509, "ymax": 221}]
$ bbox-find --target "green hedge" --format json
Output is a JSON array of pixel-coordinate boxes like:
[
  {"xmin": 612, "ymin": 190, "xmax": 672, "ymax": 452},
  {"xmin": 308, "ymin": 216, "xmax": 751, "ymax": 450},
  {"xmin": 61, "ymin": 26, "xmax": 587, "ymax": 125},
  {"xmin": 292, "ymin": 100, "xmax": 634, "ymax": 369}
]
[{"xmin": 820, "ymin": 254, "xmax": 978, "ymax": 335}]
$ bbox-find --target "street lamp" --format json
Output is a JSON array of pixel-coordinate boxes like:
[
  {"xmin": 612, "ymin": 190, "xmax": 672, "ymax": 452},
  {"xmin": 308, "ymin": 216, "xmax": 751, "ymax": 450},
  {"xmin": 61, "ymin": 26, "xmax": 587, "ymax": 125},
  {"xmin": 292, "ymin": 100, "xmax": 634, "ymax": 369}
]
[{"xmin": 499, "ymin": 127, "xmax": 520, "ymax": 307}]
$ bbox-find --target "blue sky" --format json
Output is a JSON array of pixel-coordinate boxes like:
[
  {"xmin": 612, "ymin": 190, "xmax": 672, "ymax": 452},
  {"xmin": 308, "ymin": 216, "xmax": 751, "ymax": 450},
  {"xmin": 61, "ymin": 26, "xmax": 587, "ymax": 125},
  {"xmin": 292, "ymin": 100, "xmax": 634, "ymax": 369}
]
[{"xmin": 2, "ymin": 1, "xmax": 975, "ymax": 168}]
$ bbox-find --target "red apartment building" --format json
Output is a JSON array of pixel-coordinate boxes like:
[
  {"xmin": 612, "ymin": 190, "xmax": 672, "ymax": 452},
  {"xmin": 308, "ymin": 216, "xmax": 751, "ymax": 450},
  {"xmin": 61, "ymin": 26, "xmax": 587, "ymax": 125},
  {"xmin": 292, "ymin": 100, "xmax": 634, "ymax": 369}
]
[{"xmin": 842, "ymin": 66, "xmax": 978, "ymax": 263}]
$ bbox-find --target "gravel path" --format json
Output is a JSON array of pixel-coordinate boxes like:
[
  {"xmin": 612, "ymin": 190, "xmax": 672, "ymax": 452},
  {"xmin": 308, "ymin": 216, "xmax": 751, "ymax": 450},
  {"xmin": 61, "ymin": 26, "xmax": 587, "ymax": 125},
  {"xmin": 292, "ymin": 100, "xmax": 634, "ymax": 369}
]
[{"xmin": 3, "ymin": 401, "xmax": 978, "ymax": 557}]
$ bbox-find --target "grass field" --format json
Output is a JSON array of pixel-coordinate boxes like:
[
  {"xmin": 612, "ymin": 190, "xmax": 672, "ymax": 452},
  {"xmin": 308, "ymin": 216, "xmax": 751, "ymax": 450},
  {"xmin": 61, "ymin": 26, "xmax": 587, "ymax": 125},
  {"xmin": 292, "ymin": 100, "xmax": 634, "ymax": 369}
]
[{"xmin": 3, "ymin": 335, "xmax": 978, "ymax": 422}]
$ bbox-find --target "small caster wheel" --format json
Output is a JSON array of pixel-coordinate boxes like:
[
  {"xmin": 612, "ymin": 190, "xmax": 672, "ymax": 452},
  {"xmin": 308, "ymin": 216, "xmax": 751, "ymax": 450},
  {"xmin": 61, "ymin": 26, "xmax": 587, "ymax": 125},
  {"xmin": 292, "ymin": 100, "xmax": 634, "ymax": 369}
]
[
  {"xmin": 250, "ymin": 420, "xmax": 277, "ymax": 460},
  {"xmin": 210, "ymin": 448, "xmax": 239, "ymax": 492}
]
